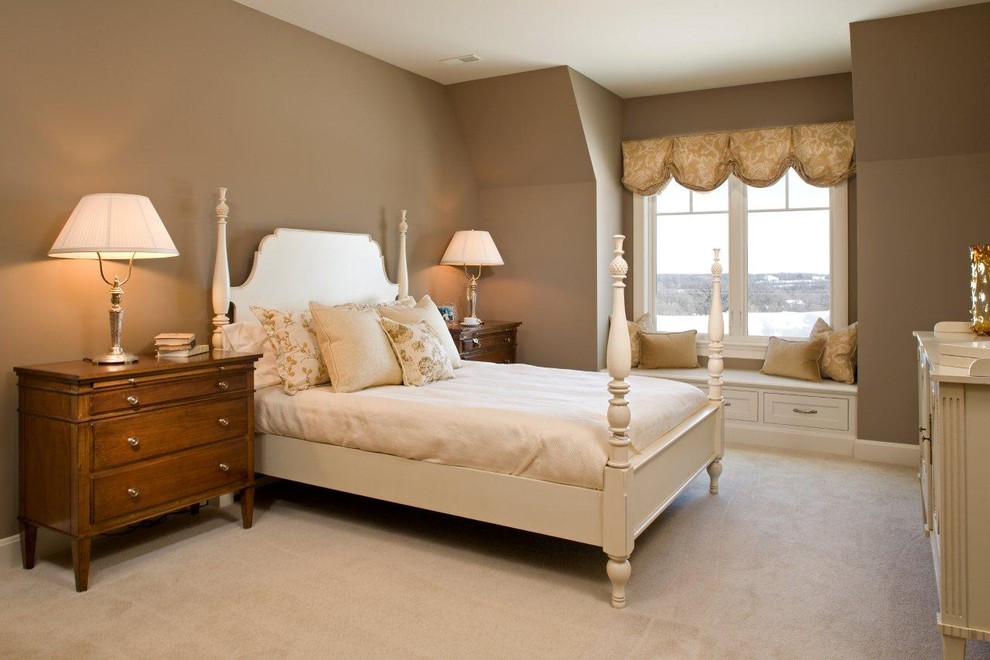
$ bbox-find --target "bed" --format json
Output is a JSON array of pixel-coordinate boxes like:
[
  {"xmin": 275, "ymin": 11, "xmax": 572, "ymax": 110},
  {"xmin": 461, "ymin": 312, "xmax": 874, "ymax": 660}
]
[{"xmin": 209, "ymin": 188, "xmax": 726, "ymax": 607}]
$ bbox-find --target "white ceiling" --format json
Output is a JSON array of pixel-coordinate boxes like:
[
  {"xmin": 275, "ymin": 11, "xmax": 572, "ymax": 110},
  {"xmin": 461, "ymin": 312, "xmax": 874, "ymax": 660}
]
[{"xmin": 234, "ymin": 0, "xmax": 985, "ymax": 98}]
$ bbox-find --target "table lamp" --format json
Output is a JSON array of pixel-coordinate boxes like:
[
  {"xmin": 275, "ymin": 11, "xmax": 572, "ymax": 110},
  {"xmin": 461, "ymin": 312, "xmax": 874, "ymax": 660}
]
[
  {"xmin": 440, "ymin": 229, "xmax": 503, "ymax": 326},
  {"xmin": 48, "ymin": 193, "xmax": 179, "ymax": 363}
]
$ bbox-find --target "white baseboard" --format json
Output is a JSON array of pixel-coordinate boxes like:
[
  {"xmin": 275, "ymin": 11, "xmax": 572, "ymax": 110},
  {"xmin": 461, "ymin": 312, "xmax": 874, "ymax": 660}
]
[
  {"xmin": 853, "ymin": 439, "xmax": 919, "ymax": 467},
  {"xmin": 727, "ymin": 423, "xmax": 919, "ymax": 467},
  {"xmin": 1, "ymin": 528, "xmax": 70, "ymax": 572},
  {"xmin": 726, "ymin": 422, "xmax": 855, "ymax": 456}
]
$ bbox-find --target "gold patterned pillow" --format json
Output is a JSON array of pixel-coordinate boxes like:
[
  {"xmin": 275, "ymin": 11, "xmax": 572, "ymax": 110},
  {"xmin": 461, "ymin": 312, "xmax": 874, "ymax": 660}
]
[
  {"xmin": 379, "ymin": 317, "xmax": 454, "ymax": 386},
  {"xmin": 810, "ymin": 318, "xmax": 858, "ymax": 384},
  {"xmin": 627, "ymin": 313, "xmax": 655, "ymax": 368},
  {"xmin": 250, "ymin": 306, "xmax": 329, "ymax": 395}
]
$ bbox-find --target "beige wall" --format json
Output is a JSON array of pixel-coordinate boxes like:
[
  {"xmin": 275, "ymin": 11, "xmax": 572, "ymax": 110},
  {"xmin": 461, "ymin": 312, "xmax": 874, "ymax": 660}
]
[
  {"xmin": 851, "ymin": 3, "xmax": 990, "ymax": 444},
  {"xmin": 0, "ymin": 0, "xmax": 479, "ymax": 539},
  {"xmin": 569, "ymin": 70, "xmax": 625, "ymax": 367},
  {"xmin": 450, "ymin": 67, "xmax": 620, "ymax": 370}
]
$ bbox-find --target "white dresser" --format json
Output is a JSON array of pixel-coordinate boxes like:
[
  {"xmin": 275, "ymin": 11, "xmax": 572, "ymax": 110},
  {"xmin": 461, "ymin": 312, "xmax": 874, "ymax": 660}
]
[{"xmin": 914, "ymin": 331, "xmax": 990, "ymax": 658}]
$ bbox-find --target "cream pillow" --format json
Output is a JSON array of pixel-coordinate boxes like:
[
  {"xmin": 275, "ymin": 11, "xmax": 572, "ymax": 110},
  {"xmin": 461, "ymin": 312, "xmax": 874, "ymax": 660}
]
[
  {"xmin": 761, "ymin": 336, "xmax": 826, "ymax": 382},
  {"xmin": 379, "ymin": 317, "xmax": 454, "ymax": 386},
  {"xmin": 250, "ymin": 307, "xmax": 329, "ymax": 395},
  {"xmin": 639, "ymin": 330, "xmax": 699, "ymax": 369},
  {"xmin": 810, "ymin": 318, "xmax": 858, "ymax": 384},
  {"xmin": 309, "ymin": 301, "xmax": 403, "ymax": 393},
  {"xmin": 218, "ymin": 322, "xmax": 281, "ymax": 389},
  {"xmin": 627, "ymin": 313, "xmax": 655, "ymax": 368},
  {"xmin": 378, "ymin": 295, "xmax": 462, "ymax": 369}
]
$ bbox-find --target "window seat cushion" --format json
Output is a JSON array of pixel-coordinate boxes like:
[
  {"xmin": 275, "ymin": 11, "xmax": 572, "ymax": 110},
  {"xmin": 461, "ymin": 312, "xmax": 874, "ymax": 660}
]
[{"xmin": 632, "ymin": 367, "xmax": 857, "ymax": 395}]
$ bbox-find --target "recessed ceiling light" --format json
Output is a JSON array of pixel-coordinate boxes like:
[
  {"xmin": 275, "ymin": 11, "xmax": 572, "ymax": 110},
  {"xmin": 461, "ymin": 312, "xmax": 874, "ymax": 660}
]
[{"xmin": 439, "ymin": 54, "xmax": 482, "ymax": 65}]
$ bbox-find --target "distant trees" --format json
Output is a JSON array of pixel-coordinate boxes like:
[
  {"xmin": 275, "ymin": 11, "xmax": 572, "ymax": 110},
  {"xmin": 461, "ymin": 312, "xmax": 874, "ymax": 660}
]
[{"xmin": 656, "ymin": 273, "xmax": 828, "ymax": 316}]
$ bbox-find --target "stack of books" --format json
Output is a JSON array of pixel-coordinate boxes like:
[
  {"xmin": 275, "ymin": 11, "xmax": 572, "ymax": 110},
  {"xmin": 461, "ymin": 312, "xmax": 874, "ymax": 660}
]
[
  {"xmin": 937, "ymin": 339, "xmax": 990, "ymax": 376},
  {"xmin": 154, "ymin": 333, "xmax": 209, "ymax": 359}
]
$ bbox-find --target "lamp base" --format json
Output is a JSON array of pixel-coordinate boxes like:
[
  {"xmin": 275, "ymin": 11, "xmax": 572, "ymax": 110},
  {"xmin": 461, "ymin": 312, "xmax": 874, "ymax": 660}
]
[
  {"xmin": 461, "ymin": 316, "xmax": 483, "ymax": 326},
  {"xmin": 91, "ymin": 351, "xmax": 139, "ymax": 364}
]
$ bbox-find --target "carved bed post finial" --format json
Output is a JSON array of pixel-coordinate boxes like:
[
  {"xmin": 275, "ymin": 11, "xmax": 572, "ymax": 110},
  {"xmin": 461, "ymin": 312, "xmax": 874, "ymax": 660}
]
[
  {"xmin": 397, "ymin": 210, "xmax": 409, "ymax": 299},
  {"xmin": 707, "ymin": 247, "xmax": 725, "ymax": 494},
  {"xmin": 211, "ymin": 187, "xmax": 232, "ymax": 351},
  {"xmin": 604, "ymin": 234, "xmax": 633, "ymax": 608}
]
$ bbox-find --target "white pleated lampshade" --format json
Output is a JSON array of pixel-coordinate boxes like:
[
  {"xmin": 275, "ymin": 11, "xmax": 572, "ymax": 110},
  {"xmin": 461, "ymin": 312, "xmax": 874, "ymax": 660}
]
[
  {"xmin": 440, "ymin": 230, "xmax": 504, "ymax": 267},
  {"xmin": 48, "ymin": 193, "xmax": 179, "ymax": 260}
]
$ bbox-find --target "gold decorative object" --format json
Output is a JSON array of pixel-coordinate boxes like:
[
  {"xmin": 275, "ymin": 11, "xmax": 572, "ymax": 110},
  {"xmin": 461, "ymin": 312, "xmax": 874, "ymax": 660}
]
[{"xmin": 971, "ymin": 244, "xmax": 990, "ymax": 335}]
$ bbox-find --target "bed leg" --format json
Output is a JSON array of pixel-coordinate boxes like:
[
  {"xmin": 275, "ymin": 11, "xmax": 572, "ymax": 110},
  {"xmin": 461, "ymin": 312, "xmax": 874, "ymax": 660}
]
[
  {"xmin": 606, "ymin": 554, "xmax": 631, "ymax": 608},
  {"xmin": 707, "ymin": 458, "xmax": 722, "ymax": 494}
]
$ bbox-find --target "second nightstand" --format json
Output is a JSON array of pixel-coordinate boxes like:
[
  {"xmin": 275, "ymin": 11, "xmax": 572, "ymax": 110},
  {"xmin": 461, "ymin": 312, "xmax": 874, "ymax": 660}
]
[{"xmin": 448, "ymin": 321, "xmax": 521, "ymax": 363}]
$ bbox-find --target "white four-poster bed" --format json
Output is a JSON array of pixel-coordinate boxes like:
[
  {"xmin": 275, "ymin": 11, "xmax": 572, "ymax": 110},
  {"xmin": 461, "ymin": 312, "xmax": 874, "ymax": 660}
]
[{"xmin": 209, "ymin": 188, "xmax": 725, "ymax": 607}]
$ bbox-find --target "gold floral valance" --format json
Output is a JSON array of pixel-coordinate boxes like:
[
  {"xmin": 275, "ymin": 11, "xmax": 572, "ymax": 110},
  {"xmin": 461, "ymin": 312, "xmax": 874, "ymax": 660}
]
[{"xmin": 621, "ymin": 121, "xmax": 855, "ymax": 195}]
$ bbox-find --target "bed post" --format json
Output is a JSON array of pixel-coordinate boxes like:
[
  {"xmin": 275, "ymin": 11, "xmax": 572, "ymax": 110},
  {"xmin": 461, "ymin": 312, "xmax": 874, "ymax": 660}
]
[
  {"xmin": 211, "ymin": 187, "xmax": 231, "ymax": 350},
  {"xmin": 397, "ymin": 210, "xmax": 409, "ymax": 298},
  {"xmin": 603, "ymin": 234, "xmax": 633, "ymax": 608},
  {"xmin": 706, "ymin": 248, "xmax": 725, "ymax": 494}
]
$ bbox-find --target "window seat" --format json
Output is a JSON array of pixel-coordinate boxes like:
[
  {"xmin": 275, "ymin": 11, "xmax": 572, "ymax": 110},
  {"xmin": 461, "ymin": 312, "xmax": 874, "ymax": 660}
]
[{"xmin": 632, "ymin": 366, "xmax": 858, "ymax": 456}]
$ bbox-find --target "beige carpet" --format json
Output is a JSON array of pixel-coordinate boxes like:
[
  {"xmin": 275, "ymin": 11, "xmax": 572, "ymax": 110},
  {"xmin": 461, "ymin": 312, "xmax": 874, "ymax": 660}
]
[{"xmin": 2, "ymin": 445, "xmax": 989, "ymax": 659}]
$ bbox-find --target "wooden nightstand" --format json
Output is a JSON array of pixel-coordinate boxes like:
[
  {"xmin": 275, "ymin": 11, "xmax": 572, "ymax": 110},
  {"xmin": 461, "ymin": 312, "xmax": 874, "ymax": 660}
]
[
  {"xmin": 448, "ymin": 321, "xmax": 521, "ymax": 363},
  {"xmin": 15, "ymin": 351, "xmax": 259, "ymax": 591}
]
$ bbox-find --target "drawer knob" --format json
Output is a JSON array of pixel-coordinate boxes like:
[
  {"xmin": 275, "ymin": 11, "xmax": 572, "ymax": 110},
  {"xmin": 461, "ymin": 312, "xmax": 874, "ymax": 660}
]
[
  {"xmin": 218, "ymin": 463, "xmax": 230, "ymax": 472},
  {"xmin": 126, "ymin": 395, "xmax": 140, "ymax": 406},
  {"xmin": 218, "ymin": 417, "xmax": 229, "ymax": 427},
  {"xmin": 127, "ymin": 436, "xmax": 140, "ymax": 447},
  {"xmin": 217, "ymin": 380, "xmax": 229, "ymax": 390},
  {"xmin": 127, "ymin": 487, "xmax": 140, "ymax": 499},
  {"xmin": 792, "ymin": 408, "xmax": 818, "ymax": 415}
]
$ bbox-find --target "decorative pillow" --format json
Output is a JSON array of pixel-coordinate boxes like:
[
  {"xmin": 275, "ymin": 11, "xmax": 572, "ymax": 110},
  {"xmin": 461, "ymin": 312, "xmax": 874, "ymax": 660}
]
[
  {"xmin": 309, "ymin": 301, "xmax": 403, "ymax": 393},
  {"xmin": 218, "ymin": 322, "xmax": 281, "ymax": 389},
  {"xmin": 810, "ymin": 318, "xmax": 858, "ymax": 384},
  {"xmin": 639, "ymin": 330, "xmax": 699, "ymax": 369},
  {"xmin": 627, "ymin": 313, "xmax": 655, "ymax": 368},
  {"xmin": 378, "ymin": 295, "xmax": 462, "ymax": 369},
  {"xmin": 379, "ymin": 317, "xmax": 454, "ymax": 386},
  {"xmin": 761, "ymin": 336, "xmax": 826, "ymax": 382},
  {"xmin": 250, "ymin": 307, "xmax": 329, "ymax": 395}
]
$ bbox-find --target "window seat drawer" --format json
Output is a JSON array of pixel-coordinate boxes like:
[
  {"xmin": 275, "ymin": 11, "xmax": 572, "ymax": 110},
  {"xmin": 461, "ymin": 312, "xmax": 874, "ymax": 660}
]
[
  {"xmin": 723, "ymin": 388, "xmax": 758, "ymax": 422},
  {"xmin": 763, "ymin": 392, "xmax": 849, "ymax": 431}
]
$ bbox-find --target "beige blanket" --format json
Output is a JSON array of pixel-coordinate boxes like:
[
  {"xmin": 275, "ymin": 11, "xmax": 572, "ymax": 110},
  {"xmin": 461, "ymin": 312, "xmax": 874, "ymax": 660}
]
[{"xmin": 255, "ymin": 361, "xmax": 708, "ymax": 490}]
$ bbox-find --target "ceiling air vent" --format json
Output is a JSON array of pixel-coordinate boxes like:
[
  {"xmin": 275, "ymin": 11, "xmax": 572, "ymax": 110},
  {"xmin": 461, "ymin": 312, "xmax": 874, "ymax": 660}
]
[{"xmin": 440, "ymin": 54, "xmax": 482, "ymax": 65}]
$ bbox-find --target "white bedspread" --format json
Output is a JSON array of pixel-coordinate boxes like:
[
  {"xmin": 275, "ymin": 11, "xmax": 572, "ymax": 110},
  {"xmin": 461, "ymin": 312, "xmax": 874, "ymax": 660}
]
[{"xmin": 254, "ymin": 361, "xmax": 708, "ymax": 490}]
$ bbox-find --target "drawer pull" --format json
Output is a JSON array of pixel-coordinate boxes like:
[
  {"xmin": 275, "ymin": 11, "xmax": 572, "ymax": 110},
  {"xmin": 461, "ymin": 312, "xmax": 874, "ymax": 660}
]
[
  {"xmin": 126, "ymin": 395, "xmax": 140, "ymax": 406},
  {"xmin": 504, "ymin": 337, "xmax": 511, "ymax": 343},
  {"xmin": 503, "ymin": 359, "xmax": 511, "ymax": 364},
  {"xmin": 218, "ymin": 417, "xmax": 229, "ymax": 427},
  {"xmin": 792, "ymin": 408, "xmax": 818, "ymax": 415},
  {"xmin": 472, "ymin": 338, "xmax": 480, "ymax": 346},
  {"xmin": 218, "ymin": 463, "xmax": 230, "ymax": 472},
  {"xmin": 723, "ymin": 402, "xmax": 732, "ymax": 407},
  {"xmin": 127, "ymin": 487, "xmax": 140, "ymax": 499},
  {"xmin": 126, "ymin": 436, "xmax": 140, "ymax": 447},
  {"xmin": 217, "ymin": 380, "xmax": 229, "ymax": 391}
]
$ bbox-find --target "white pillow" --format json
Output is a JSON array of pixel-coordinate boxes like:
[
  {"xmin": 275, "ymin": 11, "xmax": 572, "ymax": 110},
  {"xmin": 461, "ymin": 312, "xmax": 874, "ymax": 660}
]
[
  {"xmin": 218, "ymin": 322, "xmax": 281, "ymax": 389},
  {"xmin": 378, "ymin": 295, "xmax": 462, "ymax": 368},
  {"xmin": 379, "ymin": 317, "xmax": 454, "ymax": 386},
  {"xmin": 309, "ymin": 301, "xmax": 403, "ymax": 393}
]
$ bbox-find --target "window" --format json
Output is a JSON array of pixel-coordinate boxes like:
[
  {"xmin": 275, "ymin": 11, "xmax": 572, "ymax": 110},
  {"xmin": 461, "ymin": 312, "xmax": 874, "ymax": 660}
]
[{"xmin": 634, "ymin": 168, "xmax": 848, "ymax": 359}]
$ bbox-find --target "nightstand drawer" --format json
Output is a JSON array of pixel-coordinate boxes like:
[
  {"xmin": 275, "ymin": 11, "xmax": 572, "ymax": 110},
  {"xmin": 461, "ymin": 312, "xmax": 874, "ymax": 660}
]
[
  {"xmin": 91, "ymin": 398, "xmax": 248, "ymax": 470},
  {"xmin": 90, "ymin": 370, "xmax": 248, "ymax": 415},
  {"xmin": 458, "ymin": 332, "xmax": 516, "ymax": 353},
  {"xmin": 463, "ymin": 347, "xmax": 516, "ymax": 364},
  {"xmin": 723, "ymin": 388, "xmax": 758, "ymax": 422},
  {"xmin": 763, "ymin": 392, "xmax": 849, "ymax": 431},
  {"xmin": 91, "ymin": 438, "xmax": 248, "ymax": 524}
]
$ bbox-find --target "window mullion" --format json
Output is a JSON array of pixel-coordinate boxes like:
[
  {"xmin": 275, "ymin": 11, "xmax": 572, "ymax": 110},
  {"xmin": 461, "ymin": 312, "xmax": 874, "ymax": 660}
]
[{"xmin": 728, "ymin": 177, "xmax": 747, "ymax": 336}]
